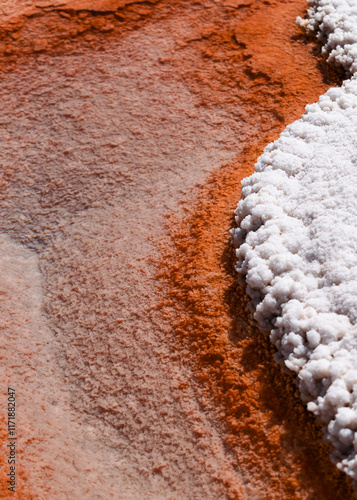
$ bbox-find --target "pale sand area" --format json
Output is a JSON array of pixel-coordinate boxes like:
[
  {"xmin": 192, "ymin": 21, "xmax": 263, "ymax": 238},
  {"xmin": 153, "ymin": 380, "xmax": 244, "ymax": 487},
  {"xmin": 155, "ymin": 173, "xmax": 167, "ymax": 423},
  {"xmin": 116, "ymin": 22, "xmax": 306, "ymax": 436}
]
[{"xmin": 0, "ymin": 11, "xmax": 249, "ymax": 499}]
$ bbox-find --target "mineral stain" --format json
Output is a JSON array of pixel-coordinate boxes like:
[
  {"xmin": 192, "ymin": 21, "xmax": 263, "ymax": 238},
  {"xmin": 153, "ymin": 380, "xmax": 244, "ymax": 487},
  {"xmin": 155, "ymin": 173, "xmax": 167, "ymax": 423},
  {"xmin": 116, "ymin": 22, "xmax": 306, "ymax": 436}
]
[{"xmin": 0, "ymin": 0, "xmax": 354, "ymax": 498}]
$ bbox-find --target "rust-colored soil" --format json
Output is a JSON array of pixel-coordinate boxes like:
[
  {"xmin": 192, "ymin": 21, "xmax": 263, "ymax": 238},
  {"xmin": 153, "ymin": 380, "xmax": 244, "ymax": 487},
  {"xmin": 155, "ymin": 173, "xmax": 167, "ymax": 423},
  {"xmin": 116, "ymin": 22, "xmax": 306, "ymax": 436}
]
[
  {"xmin": 158, "ymin": 1, "xmax": 354, "ymax": 499},
  {"xmin": 0, "ymin": 0, "xmax": 354, "ymax": 498}
]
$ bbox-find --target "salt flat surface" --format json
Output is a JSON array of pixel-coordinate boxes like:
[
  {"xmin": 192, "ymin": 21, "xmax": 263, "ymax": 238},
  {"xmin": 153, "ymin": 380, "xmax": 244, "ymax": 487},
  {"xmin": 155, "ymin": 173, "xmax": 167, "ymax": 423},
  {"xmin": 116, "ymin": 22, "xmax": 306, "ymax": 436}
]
[
  {"xmin": 232, "ymin": 0, "xmax": 357, "ymax": 481},
  {"xmin": 0, "ymin": 0, "xmax": 350, "ymax": 495},
  {"xmin": 298, "ymin": 0, "xmax": 357, "ymax": 74},
  {"xmin": 0, "ymin": 234, "xmax": 143, "ymax": 498},
  {"xmin": 0, "ymin": 13, "xmax": 249, "ymax": 498}
]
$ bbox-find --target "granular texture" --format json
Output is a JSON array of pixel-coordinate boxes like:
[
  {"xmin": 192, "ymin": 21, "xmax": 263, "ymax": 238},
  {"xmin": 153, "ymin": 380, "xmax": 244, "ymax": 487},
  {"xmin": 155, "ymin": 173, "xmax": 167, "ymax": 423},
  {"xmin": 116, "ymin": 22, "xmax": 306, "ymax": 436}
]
[
  {"xmin": 232, "ymin": 0, "xmax": 357, "ymax": 486},
  {"xmin": 0, "ymin": 0, "xmax": 354, "ymax": 498}
]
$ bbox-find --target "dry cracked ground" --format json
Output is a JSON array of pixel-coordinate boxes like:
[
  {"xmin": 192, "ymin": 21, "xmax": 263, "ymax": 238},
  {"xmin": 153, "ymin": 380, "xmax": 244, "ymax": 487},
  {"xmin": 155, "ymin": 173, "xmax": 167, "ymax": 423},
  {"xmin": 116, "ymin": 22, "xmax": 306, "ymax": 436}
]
[{"xmin": 0, "ymin": 0, "xmax": 354, "ymax": 499}]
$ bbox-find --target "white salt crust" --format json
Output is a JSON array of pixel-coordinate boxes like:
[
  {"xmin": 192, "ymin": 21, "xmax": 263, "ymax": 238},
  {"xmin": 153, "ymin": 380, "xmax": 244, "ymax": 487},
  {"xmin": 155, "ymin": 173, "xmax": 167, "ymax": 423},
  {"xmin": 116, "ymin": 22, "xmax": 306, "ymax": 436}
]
[
  {"xmin": 297, "ymin": 0, "xmax": 357, "ymax": 74},
  {"xmin": 232, "ymin": 0, "xmax": 357, "ymax": 481},
  {"xmin": 0, "ymin": 19, "xmax": 248, "ymax": 498}
]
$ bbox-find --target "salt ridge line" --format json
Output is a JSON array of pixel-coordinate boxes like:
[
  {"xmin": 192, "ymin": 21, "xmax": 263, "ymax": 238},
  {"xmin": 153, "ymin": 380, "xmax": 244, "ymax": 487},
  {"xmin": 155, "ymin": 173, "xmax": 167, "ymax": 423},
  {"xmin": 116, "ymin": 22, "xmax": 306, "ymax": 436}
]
[{"xmin": 231, "ymin": 0, "xmax": 357, "ymax": 481}]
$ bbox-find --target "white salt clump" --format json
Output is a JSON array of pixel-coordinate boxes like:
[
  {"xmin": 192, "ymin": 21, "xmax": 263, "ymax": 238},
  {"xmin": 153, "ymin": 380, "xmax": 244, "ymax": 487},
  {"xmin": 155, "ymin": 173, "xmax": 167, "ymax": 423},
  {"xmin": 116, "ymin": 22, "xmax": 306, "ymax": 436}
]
[
  {"xmin": 232, "ymin": 0, "xmax": 357, "ymax": 480},
  {"xmin": 297, "ymin": 0, "xmax": 357, "ymax": 74}
]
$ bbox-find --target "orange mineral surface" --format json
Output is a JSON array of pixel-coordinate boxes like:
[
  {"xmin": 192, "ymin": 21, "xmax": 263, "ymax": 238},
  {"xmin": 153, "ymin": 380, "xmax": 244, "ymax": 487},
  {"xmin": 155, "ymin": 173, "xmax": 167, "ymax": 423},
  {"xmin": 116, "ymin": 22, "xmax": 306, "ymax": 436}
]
[{"xmin": 0, "ymin": 0, "xmax": 354, "ymax": 499}]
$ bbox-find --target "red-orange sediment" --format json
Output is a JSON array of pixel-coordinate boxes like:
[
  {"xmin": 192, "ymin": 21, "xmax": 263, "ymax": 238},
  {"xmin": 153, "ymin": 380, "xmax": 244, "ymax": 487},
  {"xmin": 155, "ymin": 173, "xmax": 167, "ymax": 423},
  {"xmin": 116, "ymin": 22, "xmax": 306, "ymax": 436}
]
[
  {"xmin": 0, "ymin": 0, "xmax": 354, "ymax": 498},
  {"xmin": 158, "ymin": 1, "xmax": 355, "ymax": 499}
]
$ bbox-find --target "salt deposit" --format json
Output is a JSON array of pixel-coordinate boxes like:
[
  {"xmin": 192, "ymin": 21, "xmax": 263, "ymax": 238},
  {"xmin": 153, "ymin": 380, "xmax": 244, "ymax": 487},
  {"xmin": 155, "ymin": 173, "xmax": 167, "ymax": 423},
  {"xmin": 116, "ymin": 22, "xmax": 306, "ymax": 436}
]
[
  {"xmin": 232, "ymin": 0, "xmax": 357, "ymax": 481},
  {"xmin": 0, "ymin": 0, "xmax": 353, "ymax": 496},
  {"xmin": 297, "ymin": 0, "xmax": 357, "ymax": 74}
]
